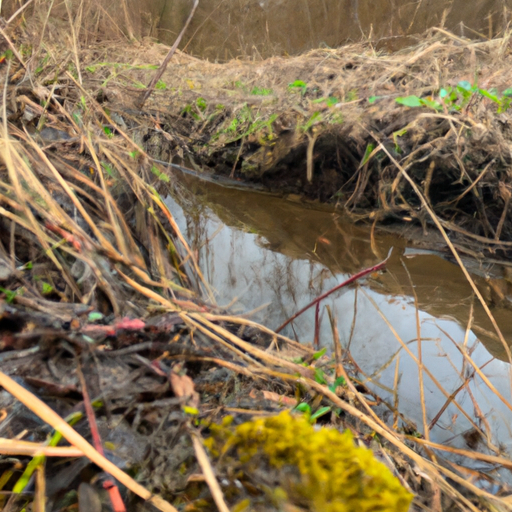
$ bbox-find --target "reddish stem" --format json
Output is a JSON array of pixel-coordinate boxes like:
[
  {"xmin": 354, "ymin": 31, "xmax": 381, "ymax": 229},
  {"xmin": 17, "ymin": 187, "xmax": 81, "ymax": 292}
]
[{"xmin": 275, "ymin": 249, "xmax": 392, "ymax": 334}]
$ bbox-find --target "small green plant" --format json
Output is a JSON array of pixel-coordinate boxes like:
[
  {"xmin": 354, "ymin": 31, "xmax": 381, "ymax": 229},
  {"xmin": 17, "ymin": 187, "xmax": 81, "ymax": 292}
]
[
  {"xmin": 301, "ymin": 111, "xmax": 323, "ymax": 132},
  {"xmin": 151, "ymin": 165, "xmax": 170, "ymax": 183},
  {"xmin": 393, "ymin": 128, "xmax": 407, "ymax": 153},
  {"xmin": 103, "ymin": 126, "xmax": 114, "ymax": 139},
  {"xmin": 0, "ymin": 49, "xmax": 13, "ymax": 64},
  {"xmin": 396, "ymin": 80, "xmax": 512, "ymax": 113},
  {"xmin": 41, "ymin": 282, "xmax": 54, "ymax": 295},
  {"xmin": 101, "ymin": 162, "xmax": 116, "ymax": 178},
  {"xmin": 294, "ymin": 402, "xmax": 332, "ymax": 422},
  {"xmin": 251, "ymin": 86, "xmax": 273, "ymax": 95},
  {"xmin": 345, "ymin": 89, "xmax": 358, "ymax": 102},
  {"xmin": 288, "ymin": 80, "xmax": 308, "ymax": 95},
  {"xmin": 181, "ymin": 104, "xmax": 200, "ymax": 120},
  {"xmin": 0, "ymin": 286, "xmax": 17, "ymax": 303},
  {"xmin": 395, "ymin": 95, "xmax": 442, "ymax": 111},
  {"xmin": 88, "ymin": 311, "xmax": 104, "ymax": 322},
  {"xmin": 156, "ymin": 79, "xmax": 167, "ymax": 90},
  {"xmin": 196, "ymin": 97, "xmax": 207, "ymax": 112},
  {"xmin": 35, "ymin": 53, "xmax": 50, "ymax": 75},
  {"xmin": 312, "ymin": 96, "xmax": 339, "ymax": 107}
]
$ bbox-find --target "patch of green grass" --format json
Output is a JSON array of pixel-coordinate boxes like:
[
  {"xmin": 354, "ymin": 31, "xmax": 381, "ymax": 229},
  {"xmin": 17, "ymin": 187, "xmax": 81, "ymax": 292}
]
[
  {"xmin": 288, "ymin": 80, "xmax": 308, "ymax": 95},
  {"xmin": 251, "ymin": 86, "xmax": 273, "ymax": 96},
  {"xmin": 396, "ymin": 80, "xmax": 512, "ymax": 113}
]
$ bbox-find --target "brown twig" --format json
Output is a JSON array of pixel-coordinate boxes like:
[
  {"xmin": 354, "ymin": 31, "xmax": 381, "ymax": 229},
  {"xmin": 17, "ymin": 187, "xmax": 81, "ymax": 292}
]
[{"xmin": 137, "ymin": 0, "xmax": 199, "ymax": 108}]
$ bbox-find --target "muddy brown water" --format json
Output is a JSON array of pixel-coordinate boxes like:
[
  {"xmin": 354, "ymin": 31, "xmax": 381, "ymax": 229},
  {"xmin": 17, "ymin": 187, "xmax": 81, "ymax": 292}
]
[
  {"xmin": 154, "ymin": 0, "xmax": 511, "ymax": 59},
  {"xmin": 165, "ymin": 171, "xmax": 512, "ymax": 481}
]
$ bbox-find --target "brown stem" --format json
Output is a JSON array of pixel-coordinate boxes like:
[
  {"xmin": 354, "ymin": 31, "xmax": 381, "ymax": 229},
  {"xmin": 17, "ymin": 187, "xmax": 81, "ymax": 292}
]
[{"xmin": 137, "ymin": 0, "xmax": 199, "ymax": 109}]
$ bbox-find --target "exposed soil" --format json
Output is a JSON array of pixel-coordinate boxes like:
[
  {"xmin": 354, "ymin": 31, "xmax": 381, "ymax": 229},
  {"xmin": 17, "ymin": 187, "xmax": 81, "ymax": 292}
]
[{"xmin": 34, "ymin": 27, "xmax": 512, "ymax": 259}]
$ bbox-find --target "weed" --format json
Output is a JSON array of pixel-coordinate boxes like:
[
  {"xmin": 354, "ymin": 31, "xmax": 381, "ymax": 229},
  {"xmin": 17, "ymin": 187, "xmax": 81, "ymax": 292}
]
[
  {"xmin": 103, "ymin": 126, "xmax": 114, "ymax": 139},
  {"xmin": 88, "ymin": 311, "xmax": 104, "ymax": 322},
  {"xmin": 155, "ymin": 80, "xmax": 167, "ymax": 90},
  {"xmin": 345, "ymin": 89, "xmax": 358, "ymax": 102},
  {"xmin": 151, "ymin": 165, "xmax": 170, "ymax": 183},
  {"xmin": 41, "ymin": 282, "xmax": 54, "ymax": 295},
  {"xmin": 294, "ymin": 402, "xmax": 332, "ymax": 422},
  {"xmin": 288, "ymin": 80, "xmax": 308, "ymax": 95},
  {"xmin": 396, "ymin": 80, "xmax": 512, "ymax": 113},
  {"xmin": 300, "ymin": 111, "xmax": 323, "ymax": 132},
  {"xmin": 251, "ymin": 86, "xmax": 273, "ymax": 95},
  {"xmin": 312, "ymin": 96, "xmax": 339, "ymax": 107},
  {"xmin": 196, "ymin": 97, "xmax": 207, "ymax": 112},
  {"xmin": 0, "ymin": 286, "xmax": 17, "ymax": 303},
  {"xmin": 393, "ymin": 128, "xmax": 407, "ymax": 153}
]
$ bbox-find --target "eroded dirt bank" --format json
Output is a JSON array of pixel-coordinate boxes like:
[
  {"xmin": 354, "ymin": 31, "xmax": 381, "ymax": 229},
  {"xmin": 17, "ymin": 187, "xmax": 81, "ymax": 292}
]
[{"xmin": 52, "ymin": 29, "xmax": 512, "ymax": 259}]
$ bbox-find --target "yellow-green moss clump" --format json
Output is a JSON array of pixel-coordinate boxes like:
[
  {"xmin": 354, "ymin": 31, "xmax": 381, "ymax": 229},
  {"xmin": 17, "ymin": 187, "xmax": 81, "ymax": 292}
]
[{"xmin": 206, "ymin": 411, "xmax": 413, "ymax": 512}]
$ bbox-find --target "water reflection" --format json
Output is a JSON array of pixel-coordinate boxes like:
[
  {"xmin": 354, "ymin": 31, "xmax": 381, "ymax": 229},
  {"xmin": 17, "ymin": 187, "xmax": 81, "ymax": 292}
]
[{"xmin": 165, "ymin": 174, "xmax": 512, "ymax": 478}]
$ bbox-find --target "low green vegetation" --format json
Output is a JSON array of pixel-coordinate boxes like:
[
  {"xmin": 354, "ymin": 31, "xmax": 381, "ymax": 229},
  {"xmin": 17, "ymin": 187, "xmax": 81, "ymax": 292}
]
[{"xmin": 396, "ymin": 80, "xmax": 512, "ymax": 113}]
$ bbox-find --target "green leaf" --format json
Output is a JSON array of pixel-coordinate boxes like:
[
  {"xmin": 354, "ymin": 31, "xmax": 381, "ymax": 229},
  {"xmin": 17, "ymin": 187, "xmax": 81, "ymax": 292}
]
[
  {"xmin": 251, "ymin": 86, "xmax": 273, "ymax": 96},
  {"xmin": 294, "ymin": 402, "xmax": 311, "ymax": 414},
  {"xmin": 313, "ymin": 347, "xmax": 327, "ymax": 360},
  {"xmin": 479, "ymin": 88, "xmax": 499, "ymax": 103},
  {"xmin": 329, "ymin": 376, "xmax": 347, "ymax": 393},
  {"xmin": 310, "ymin": 406, "xmax": 332, "ymax": 421},
  {"xmin": 361, "ymin": 143, "xmax": 375, "ymax": 166},
  {"xmin": 314, "ymin": 368, "xmax": 328, "ymax": 385},
  {"xmin": 419, "ymin": 98, "xmax": 442, "ymax": 111},
  {"xmin": 0, "ymin": 287, "xmax": 16, "ymax": 303},
  {"xmin": 288, "ymin": 80, "xmax": 308, "ymax": 94},
  {"xmin": 302, "ymin": 111, "xmax": 323, "ymax": 132},
  {"xmin": 457, "ymin": 80, "xmax": 473, "ymax": 91},
  {"xmin": 368, "ymin": 95, "xmax": 380, "ymax": 104},
  {"xmin": 439, "ymin": 88, "xmax": 450, "ymax": 99},
  {"xmin": 502, "ymin": 88, "xmax": 512, "ymax": 97},
  {"xmin": 396, "ymin": 95, "xmax": 423, "ymax": 107},
  {"xmin": 151, "ymin": 165, "xmax": 170, "ymax": 183},
  {"xmin": 103, "ymin": 126, "xmax": 113, "ymax": 138},
  {"xmin": 196, "ymin": 97, "xmax": 207, "ymax": 111},
  {"xmin": 88, "ymin": 311, "xmax": 104, "ymax": 322},
  {"xmin": 42, "ymin": 282, "xmax": 53, "ymax": 295}
]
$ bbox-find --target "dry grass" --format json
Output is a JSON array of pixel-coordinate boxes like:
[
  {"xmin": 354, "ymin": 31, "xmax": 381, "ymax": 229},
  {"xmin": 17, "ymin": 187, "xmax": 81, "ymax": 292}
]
[{"xmin": 1, "ymin": 2, "xmax": 512, "ymax": 511}]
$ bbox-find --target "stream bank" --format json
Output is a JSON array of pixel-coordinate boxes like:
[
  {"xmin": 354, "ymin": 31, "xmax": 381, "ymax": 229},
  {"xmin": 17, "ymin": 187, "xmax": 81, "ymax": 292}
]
[
  {"xmin": 2, "ymin": 6, "xmax": 512, "ymax": 512},
  {"xmin": 53, "ymin": 28, "xmax": 512, "ymax": 260}
]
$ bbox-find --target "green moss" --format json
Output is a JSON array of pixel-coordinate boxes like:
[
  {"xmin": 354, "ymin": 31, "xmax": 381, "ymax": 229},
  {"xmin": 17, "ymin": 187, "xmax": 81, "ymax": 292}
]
[{"xmin": 207, "ymin": 411, "xmax": 413, "ymax": 512}]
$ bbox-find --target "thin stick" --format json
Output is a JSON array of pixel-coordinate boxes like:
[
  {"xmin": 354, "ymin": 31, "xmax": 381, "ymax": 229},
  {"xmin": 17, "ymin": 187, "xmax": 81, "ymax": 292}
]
[
  {"xmin": 137, "ymin": 0, "xmax": 199, "ymax": 108},
  {"xmin": 0, "ymin": 371, "xmax": 177, "ymax": 512},
  {"xmin": 190, "ymin": 430, "xmax": 230, "ymax": 512}
]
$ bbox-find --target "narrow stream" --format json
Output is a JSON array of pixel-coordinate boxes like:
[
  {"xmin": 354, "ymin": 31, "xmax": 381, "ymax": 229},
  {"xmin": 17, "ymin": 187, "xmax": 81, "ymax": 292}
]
[{"xmin": 165, "ymin": 172, "xmax": 512, "ymax": 484}]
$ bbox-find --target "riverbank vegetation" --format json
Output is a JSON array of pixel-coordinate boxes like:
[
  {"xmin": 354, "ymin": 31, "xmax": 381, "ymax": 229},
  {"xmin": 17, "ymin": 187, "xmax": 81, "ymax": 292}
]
[{"xmin": 2, "ymin": 1, "xmax": 512, "ymax": 511}]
